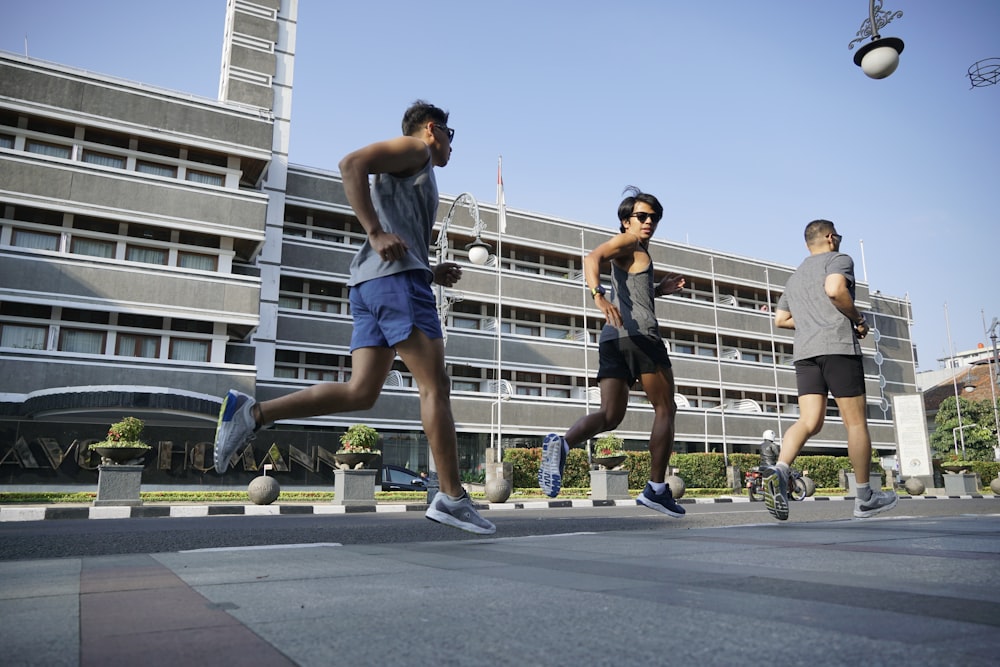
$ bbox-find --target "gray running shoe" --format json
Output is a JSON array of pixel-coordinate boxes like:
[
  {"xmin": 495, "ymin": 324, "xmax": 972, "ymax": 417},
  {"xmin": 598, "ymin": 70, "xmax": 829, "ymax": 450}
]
[
  {"xmin": 213, "ymin": 390, "xmax": 257, "ymax": 474},
  {"xmin": 763, "ymin": 465, "xmax": 789, "ymax": 521},
  {"xmin": 425, "ymin": 492, "xmax": 496, "ymax": 535},
  {"xmin": 854, "ymin": 489, "xmax": 898, "ymax": 518}
]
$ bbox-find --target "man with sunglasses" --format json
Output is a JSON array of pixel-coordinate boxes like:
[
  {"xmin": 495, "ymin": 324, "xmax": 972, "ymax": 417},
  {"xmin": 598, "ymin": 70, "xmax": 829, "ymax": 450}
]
[
  {"xmin": 541, "ymin": 187, "xmax": 687, "ymax": 518},
  {"xmin": 212, "ymin": 100, "xmax": 495, "ymax": 535},
  {"xmin": 765, "ymin": 219, "xmax": 897, "ymax": 521}
]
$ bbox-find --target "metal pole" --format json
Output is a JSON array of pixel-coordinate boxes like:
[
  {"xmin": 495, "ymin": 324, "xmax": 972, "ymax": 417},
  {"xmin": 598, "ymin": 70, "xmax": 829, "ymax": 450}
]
[
  {"xmin": 944, "ymin": 303, "xmax": 966, "ymax": 455},
  {"xmin": 985, "ymin": 313, "xmax": 1000, "ymax": 459}
]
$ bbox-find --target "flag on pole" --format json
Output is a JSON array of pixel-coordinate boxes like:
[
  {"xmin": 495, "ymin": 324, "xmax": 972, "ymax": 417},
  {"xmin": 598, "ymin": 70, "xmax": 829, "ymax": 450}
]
[{"xmin": 497, "ymin": 156, "xmax": 507, "ymax": 233}]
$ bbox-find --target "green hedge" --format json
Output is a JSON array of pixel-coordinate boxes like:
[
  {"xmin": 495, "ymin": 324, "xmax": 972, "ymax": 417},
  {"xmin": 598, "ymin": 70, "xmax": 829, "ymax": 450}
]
[{"xmin": 503, "ymin": 448, "xmax": 934, "ymax": 489}]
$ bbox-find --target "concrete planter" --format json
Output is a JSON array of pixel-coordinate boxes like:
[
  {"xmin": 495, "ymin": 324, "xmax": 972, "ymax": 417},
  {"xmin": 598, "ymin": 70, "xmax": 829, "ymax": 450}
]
[
  {"xmin": 332, "ymin": 468, "xmax": 377, "ymax": 507},
  {"xmin": 94, "ymin": 464, "xmax": 143, "ymax": 507},
  {"xmin": 590, "ymin": 469, "xmax": 630, "ymax": 500},
  {"xmin": 943, "ymin": 473, "xmax": 979, "ymax": 495}
]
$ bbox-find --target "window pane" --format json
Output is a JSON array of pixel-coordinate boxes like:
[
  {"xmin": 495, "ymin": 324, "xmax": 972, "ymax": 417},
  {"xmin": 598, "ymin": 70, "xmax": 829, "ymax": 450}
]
[
  {"xmin": 116, "ymin": 334, "xmax": 160, "ymax": 358},
  {"xmin": 278, "ymin": 296, "xmax": 302, "ymax": 309},
  {"xmin": 136, "ymin": 161, "xmax": 177, "ymax": 178},
  {"xmin": 26, "ymin": 141, "xmax": 71, "ymax": 159},
  {"xmin": 60, "ymin": 329, "xmax": 105, "ymax": 354},
  {"xmin": 82, "ymin": 150, "xmax": 126, "ymax": 169},
  {"xmin": 71, "ymin": 237, "xmax": 115, "ymax": 258},
  {"xmin": 1, "ymin": 324, "xmax": 47, "ymax": 349},
  {"xmin": 186, "ymin": 170, "xmax": 224, "ymax": 186},
  {"xmin": 0, "ymin": 135, "xmax": 13, "ymax": 149},
  {"xmin": 12, "ymin": 229, "xmax": 59, "ymax": 250},
  {"xmin": 126, "ymin": 245, "xmax": 167, "ymax": 264},
  {"xmin": 177, "ymin": 252, "xmax": 217, "ymax": 271},
  {"xmin": 170, "ymin": 339, "xmax": 208, "ymax": 362}
]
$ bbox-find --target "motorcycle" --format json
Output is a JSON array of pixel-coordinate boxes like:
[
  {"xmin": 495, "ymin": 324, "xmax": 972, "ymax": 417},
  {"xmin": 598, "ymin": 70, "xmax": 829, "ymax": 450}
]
[{"xmin": 745, "ymin": 466, "xmax": 813, "ymax": 502}]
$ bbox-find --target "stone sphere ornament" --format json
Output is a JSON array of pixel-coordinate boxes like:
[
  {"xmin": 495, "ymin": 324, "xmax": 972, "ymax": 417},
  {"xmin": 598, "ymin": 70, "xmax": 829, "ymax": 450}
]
[
  {"xmin": 485, "ymin": 477, "xmax": 512, "ymax": 503},
  {"xmin": 990, "ymin": 477, "xmax": 1000, "ymax": 496},
  {"xmin": 904, "ymin": 477, "xmax": 925, "ymax": 496},
  {"xmin": 666, "ymin": 474, "xmax": 685, "ymax": 500},
  {"xmin": 248, "ymin": 475, "xmax": 280, "ymax": 505}
]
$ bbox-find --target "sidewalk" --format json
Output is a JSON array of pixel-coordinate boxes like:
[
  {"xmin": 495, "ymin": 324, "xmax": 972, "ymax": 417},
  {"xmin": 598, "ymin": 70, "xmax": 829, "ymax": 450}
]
[{"xmin": 2, "ymin": 490, "xmax": 995, "ymax": 522}]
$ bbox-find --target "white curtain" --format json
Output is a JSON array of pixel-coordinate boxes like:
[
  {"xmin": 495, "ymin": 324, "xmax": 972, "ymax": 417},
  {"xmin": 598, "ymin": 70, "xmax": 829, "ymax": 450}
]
[
  {"xmin": 60, "ymin": 329, "xmax": 104, "ymax": 354},
  {"xmin": 71, "ymin": 238, "xmax": 115, "ymax": 258},
  {"xmin": 126, "ymin": 245, "xmax": 167, "ymax": 264},
  {"xmin": 170, "ymin": 339, "xmax": 208, "ymax": 362},
  {"xmin": 116, "ymin": 334, "xmax": 158, "ymax": 358},
  {"xmin": 186, "ymin": 170, "xmax": 224, "ymax": 186},
  {"xmin": 13, "ymin": 230, "xmax": 59, "ymax": 250},
  {"xmin": 1, "ymin": 325, "xmax": 47, "ymax": 350},
  {"xmin": 82, "ymin": 151, "xmax": 125, "ymax": 169},
  {"xmin": 177, "ymin": 252, "xmax": 217, "ymax": 271},
  {"xmin": 26, "ymin": 141, "xmax": 71, "ymax": 159}
]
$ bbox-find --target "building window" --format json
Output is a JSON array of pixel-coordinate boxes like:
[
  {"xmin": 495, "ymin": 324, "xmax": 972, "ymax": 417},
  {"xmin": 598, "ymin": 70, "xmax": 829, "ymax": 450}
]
[
  {"xmin": 82, "ymin": 150, "xmax": 126, "ymax": 169},
  {"xmin": 70, "ymin": 237, "xmax": 115, "ymax": 258},
  {"xmin": 136, "ymin": 160, "xmax": 177, "ymax": 178},
  {"xmin": 0, "ymin": 134, "xmax": 13, "ymax": 149},
  {"xmin": 11, "ymin": 229, "xmax": 59, "ymax": 251},
  {"xmin": 59, "ymin": 328, "xmax": 106, "ymax": 354},
  {"xmin": 177, "ymin": 251, "xmax": 218, "ymax": 271},
  {"xmin": 116, "ymin": 333, "xmax": 160, "ymax": 358},
  {"xmin": 169, "ymin": 338, "xmax": 209, "ymax": 362},
  {"xmin": 186, "ymin": 170, "xmax": 225, "ymax": 186},
  {"xmin": 126, "ymin": 245, "xmax": 168, "ymax": 264},
  {"xmin": 25, "ymin": 140, "xmax": 71, "ymax": 159},
  {"xmin": 0, "ymin": 324, "xmax": 47, "ymax": 350}
]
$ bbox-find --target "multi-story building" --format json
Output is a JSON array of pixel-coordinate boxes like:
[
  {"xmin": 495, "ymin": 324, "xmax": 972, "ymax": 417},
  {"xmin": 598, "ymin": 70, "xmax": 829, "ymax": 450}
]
[{"xmin": 0, "ymin": 0, "xmax": 918, "ymax": 486}]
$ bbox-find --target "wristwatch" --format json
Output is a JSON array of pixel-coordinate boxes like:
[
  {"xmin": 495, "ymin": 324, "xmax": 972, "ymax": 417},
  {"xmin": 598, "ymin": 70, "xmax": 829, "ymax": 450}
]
[{"xmin": 590, "ymin": 285, "xmax": 606, "ymax": 299}]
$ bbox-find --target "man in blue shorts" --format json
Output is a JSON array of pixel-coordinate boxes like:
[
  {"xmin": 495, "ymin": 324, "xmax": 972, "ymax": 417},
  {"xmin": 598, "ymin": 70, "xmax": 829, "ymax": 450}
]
[
  {"xmin": 768, "ymin": 219, "xmax": 897, "ymax": 521},
  {"xmin": 212, "ymin": 100, "xmax": 494, "ymax": 535},
  {"xmin": 541, "ymin": 187, "xmax": 686, "ymax": 517}
]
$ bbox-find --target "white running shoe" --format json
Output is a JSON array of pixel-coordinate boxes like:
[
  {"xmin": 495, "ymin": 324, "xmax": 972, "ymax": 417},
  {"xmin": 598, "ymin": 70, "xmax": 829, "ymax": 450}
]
[
  {"xmin": 539, "ymin": 434, "xmax": 568, "ymax": 498},
  {"xmin": 854, "ymin": 489, "xmax": 898, "ymax": 518},
  {"xmin": 213, "ymin": 390, "xmax": 257, "ymax": 474}
]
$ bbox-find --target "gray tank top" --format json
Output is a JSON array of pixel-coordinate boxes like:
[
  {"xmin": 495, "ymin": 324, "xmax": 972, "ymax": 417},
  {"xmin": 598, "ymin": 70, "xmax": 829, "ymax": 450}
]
[
  {"xmin": 346, "ymin": 158, "xmax": 437, "ymax": 287},
  {"xmin": 600, "ymin": 249, "xmax": 660, "ymax": 342}
]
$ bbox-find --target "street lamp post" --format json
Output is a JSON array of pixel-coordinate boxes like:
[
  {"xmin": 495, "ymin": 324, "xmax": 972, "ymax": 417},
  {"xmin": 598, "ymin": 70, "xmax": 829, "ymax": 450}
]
[
  {"xmin": 435, "ymin": 193, "xmax": 491, "ymax": 342},
  {"xmin": 848, "ymin": 0, "xmax": 905, "ymax": 79},
  {"xmin": 944, "ymin": 303, "xmax": 967, "ymax": 456},
  {"xmin": 987, "ymin": 316, "xmax": 1000, "ymax": 460}
]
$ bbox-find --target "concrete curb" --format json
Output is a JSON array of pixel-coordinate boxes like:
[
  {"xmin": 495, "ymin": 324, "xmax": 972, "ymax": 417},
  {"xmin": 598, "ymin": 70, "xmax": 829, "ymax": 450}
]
[{"xmin": 1, "ymin": 494, "xmax": 995, "ymax": 522}]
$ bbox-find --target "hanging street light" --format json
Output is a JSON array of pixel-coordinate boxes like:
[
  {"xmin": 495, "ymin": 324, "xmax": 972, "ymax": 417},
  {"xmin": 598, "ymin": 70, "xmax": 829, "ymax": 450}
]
[{"xmin": 848, "ymin": 0, "xmax": 905, "ymax": 79}]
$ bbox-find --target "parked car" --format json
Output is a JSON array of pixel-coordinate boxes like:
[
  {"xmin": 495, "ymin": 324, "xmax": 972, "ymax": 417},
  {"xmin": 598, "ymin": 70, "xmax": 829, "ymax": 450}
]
[{"xmin": 380, "ymin": 464, "xmax": 428, "ymax": 492}]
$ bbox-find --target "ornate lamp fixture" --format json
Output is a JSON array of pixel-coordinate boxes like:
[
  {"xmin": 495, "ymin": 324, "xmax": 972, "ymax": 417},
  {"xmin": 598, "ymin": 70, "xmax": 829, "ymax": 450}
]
[
  {"xmin": 968, "ymin": 58, "xmax": 1000, "ymax": 88},
  {"xmin": 848, "ymin": 0, "xmax": 905, "ymax": 79}
]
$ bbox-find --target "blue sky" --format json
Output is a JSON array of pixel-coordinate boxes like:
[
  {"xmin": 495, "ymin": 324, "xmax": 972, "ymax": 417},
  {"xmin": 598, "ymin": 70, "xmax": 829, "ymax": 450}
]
[{"xmin": 3, "ymin": 1, "xmax": 998, "ymax": 370}]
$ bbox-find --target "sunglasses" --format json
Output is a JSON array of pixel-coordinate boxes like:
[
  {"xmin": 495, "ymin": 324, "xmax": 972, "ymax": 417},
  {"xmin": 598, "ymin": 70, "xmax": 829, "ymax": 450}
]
[
  {"xmin": 631, "ymin": 212, "xmax": 660, "ymax": 224},
  {"xmin": 434, "ymin": 124, "xmax": 455, "ymax": 141}
]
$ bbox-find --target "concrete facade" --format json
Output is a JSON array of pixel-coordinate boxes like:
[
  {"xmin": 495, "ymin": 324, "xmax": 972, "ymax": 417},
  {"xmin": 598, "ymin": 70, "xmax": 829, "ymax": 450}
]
[{"xmin": 0, "ymin": 0, "xmax": 918, "ymax": 486}]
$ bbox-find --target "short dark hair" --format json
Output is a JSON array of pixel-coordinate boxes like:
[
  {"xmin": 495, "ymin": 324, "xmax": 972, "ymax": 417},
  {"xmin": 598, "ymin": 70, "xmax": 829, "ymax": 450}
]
[
  {"xmin": 617, "ymin": 186, "xmax": 664, "ymax": 232},
  {"xmin": 401, "ymin": 100, "xmax": 449, "ymax": 136},
  {"xmin": 804, "ymin": 219, "xmax": 835, "ymax": 245}
]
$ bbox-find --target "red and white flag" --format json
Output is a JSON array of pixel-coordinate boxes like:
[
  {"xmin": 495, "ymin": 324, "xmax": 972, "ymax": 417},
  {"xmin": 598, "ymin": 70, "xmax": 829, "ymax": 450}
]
[{"xmin": 497, "ymin": 156, "xmax": 507, "ymax": 234}]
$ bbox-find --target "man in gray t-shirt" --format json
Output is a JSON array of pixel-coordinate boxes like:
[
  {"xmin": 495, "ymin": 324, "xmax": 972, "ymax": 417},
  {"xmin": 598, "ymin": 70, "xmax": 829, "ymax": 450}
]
[{"xmin": 763, "ymin": 219, "xmax": 897, "ymax": 522}]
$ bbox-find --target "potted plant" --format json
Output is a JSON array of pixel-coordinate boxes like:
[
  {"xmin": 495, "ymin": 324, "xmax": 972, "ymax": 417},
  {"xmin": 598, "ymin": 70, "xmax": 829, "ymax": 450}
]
[
  {"xmin": 90, "ymin": 416, "xmax": 152, "ymax": 465},
  {"xmin": 592, "ymin": 433, "xmax": 626, "ymax": 470},
  {"xmin": 334, "ymin": 424, "xmax": 381, "ymax": 470}
]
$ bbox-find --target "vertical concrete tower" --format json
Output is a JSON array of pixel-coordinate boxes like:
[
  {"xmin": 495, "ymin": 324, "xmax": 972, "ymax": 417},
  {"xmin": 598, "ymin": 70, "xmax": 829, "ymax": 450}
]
[{"xmin": 218, "ymin": 0, "xmax": 298, "ymax": 381}]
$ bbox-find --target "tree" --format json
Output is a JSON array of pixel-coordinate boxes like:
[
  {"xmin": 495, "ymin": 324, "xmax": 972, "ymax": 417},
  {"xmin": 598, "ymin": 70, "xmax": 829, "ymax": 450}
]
[{"xmin": 930, "ymin": 395, "xmax": 998, "ymax": 461}]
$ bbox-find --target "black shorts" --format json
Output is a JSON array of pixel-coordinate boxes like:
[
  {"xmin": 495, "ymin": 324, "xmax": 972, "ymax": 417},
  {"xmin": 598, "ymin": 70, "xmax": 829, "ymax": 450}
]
[
  {"xmin": 597, "ymin": 335, "xmax": 671, "ymax": 384},
  {"xmin": 794, "ymin": 355, "xmax": 865, "ymax": 398}
]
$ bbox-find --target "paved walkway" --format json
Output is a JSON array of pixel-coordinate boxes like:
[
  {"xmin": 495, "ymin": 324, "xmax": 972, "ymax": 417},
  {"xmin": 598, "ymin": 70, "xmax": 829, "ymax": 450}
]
[
  {"xmin": 1, "ymin": 511, "xmax": 998, "ymax": 666},
  {"xmin": 0, "ymin": 491, "xmax": 994, "ymax": 522}
]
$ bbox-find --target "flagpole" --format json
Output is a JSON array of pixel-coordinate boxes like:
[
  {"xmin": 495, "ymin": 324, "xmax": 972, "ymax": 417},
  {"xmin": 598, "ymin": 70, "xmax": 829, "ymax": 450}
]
[{"xmin": 495, "ymin": 156, "xmax": 505, "ymax": 463}]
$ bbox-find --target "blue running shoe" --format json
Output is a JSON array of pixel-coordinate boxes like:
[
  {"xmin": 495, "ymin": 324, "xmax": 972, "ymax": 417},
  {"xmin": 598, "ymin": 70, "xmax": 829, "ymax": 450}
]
[
  {"xmin": 763, "ymin": 465, "xmax": 789, "ymax": 521},
  {"xmin": 213, "ymin": 390, "xmax": 258, "ymax": 474},
  {"xmin": 539, "ymin": 434, "xmax": 568, "ymax": 497},
  {"xmin": 636, "ymin": 482, "xmax": 685, "ymax": 517}
]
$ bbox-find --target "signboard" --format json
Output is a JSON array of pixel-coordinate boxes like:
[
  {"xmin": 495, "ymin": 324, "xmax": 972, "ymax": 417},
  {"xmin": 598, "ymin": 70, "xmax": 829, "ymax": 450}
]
[{"xmin": 893, "ymin": 394, "xmax": 933, "ymax": 477}]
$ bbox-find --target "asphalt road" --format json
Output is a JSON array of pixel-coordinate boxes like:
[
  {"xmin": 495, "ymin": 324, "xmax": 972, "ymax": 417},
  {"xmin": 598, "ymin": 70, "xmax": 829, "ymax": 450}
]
[{"xmin": 2, "ymin": 496, "xmax": 997, "ymax": 560}]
